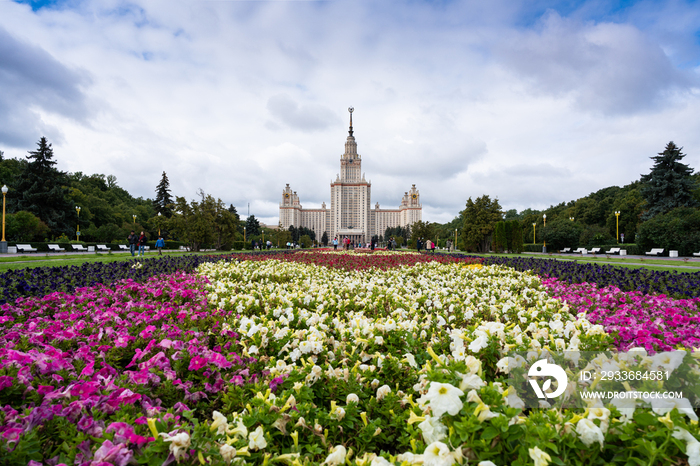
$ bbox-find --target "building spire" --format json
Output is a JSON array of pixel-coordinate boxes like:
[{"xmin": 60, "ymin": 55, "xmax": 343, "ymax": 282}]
[{"xmin": 348, "ymin": 107, "xmax": 354, "ymax": 136}]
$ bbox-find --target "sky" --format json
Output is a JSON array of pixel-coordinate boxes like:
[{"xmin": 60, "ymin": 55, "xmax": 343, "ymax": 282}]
[{"xmin": 1, "ymin": 0, "xmax": 699, "ymax": 226}]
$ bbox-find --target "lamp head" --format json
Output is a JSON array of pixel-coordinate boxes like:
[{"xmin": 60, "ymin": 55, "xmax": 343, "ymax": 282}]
[
  {"xmin": 1, "ymin": 185, "xmax": 7, "ymax": 194},
  {"xmin": 543, "ymin": 214, "xmax": 546, "ymax": 219}
]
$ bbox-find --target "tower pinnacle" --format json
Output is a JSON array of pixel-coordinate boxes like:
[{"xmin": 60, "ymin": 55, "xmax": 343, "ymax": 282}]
[{"xmin": 348, "ymin": 107, "xmax": 354, "ymax": 136}]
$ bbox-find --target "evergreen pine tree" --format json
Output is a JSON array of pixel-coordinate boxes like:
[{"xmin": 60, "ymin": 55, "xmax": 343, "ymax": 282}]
[
  {"xmin": 154, "ymin": 171, "xmax": 173, "ymax": 217},
  {"xmin": 11, "ymin": 137, "xmax": 74, "ymax": 237},
  {"xmin": 640, "ymin": 142, "xmax": 698, "ymax": 220},
  {"xmin": 228, "ymin": 204, "xmax": 242, "ymax": 234},
  {"xmin": 245, "ymin": 215, "xmax": 261, "ymax": 237}
]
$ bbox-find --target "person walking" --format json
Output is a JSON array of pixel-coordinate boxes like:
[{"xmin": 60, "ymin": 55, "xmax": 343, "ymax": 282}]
[
  {"xmin": 127, "ymin": 230, "xmax": 138, "ymax": 257},
  {"xmin": 333, "ymin": 237, "xmax": 338, "ymax": 251},
  {"xmin": 138, "ymin": 231, "xmax": 147, "ymax": 256},
  {"xmin": 417, "ymin": 238, "xmax": 422, "ymax": 252},
  {"xmin": 155, "ymin": 236, "xmax": 165, "ymax": 255}
]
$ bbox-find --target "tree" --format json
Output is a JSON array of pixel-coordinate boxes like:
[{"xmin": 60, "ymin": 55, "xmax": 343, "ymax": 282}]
[
  {"xmin": 5, "ymin": 211, "xmax": 49, "ymax": 242},
  {"xmin": 409, "ymin": 220, "xmax": 435, "ymax": 247},
  {"xmin": 10, "ymin": 137, "xmax": 74, "ymax": 237},
  {"xmin": 228, "ymin": 205, "xmax": 242, "ymax": 234},
  {"xmin": 492, "ymin": 222, "xmax": 507, "ymax": 253},
  {"xmin": 640, "ymin": 142, "xmax": 698, "ymax": 220},
  {"xmin": 507, "ymin": 220, "xmax": 524, "ymax": 253},
  {"xmin": 246, "ymin": 215, "xmax": 261, "ymax": 237},
  {"xmin": 321, "ymin": 231, "xmax": 329, "ymax": 246},
  {"xmin": 460, "ymin": 195, "xmax": 502, "ymax": 252},
  {"xmin": 154, "ymin": 171, "xmax": 173, "ymax": 217},
  {"xmin": 299, "ymin": 234, "xmax": 312, "ymax": 248},
  {"xmin": 637, "ymin": 207, "xmax": 700, "ymax": 256},
  {"xmin": 168, "ymin": 193, "xmax": 239, "ymax": 251},
  {"xmin": 542, "ymin": 217, "xmax": 584, "ymax": 251}
]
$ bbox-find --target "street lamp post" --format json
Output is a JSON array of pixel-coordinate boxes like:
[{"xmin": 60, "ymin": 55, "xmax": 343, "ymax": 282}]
[
  {"xmin": 532, "ymin": 223, "xmax": 536, "ymax": 245},
  {"xmin": 615, "ymin": 211, "xmax": 621, "ymax": 243},
  {"xmin": 454, "ymin": 228, "xmax": 457, "ymax": 252},
  {"xmin": 542, "ymin": 214, "xmax": 547, "ymax": 253},
  {"xmin": 158, "ymin": 212, "xmax": 161, "ymax": 236},
  {"xmin": 1, "ymin": 185, "xmax": 8, "ymax": 253},
  {"xmin": 76, "ymin": 206, "xmax": 81, "ymax": 242},
  {"xmin": 244, "ymin": 226, "xmax": 246, "ymax": 243},
  {"xmin": 132, "ymin": 214, "xmax": 136, "ymax": 224}
]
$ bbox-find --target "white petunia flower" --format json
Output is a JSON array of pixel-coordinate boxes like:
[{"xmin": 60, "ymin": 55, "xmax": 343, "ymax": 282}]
[
  {"xmin": 376, "ymin": 385, "xmax": 391, "ymax": 401},
  {"xmin": 423, "ymin": 441, "xmax": 456, "ymax": 466},
  {"xmin": 468, "ymin": 334, "xmax": 489, "ymax": 353},
  {"xmin": 248, "ymin": 426, "xmax": 267, "ymax": 450},
  {"xmin": 347, "ymin": 393, "xmax": 359, "ymax": 404},
  {"xmin": 459, "ymin": 373, "xmax": 486, "ymax": 391},
  {"xmin": 651, "ymin": 397, "xmax": 699, "ymax": 421},
  {"xmin": 417, "ymin": 415, "xmax": 448, "ymax": 444},
  {"xmin": 418, "ymin": 382, "xmax": 464, "ymax": 418},
  {"xmin": 576, "ymin": 418, "xmax": 604, "ymax": 448},
  {"xmin": 159, "ymin": 431, "xmax": 190, "ymax": 462},
  {"xmin": 528, "ymin": 446, "xmax": 551, "ymax": 466},
  {"xmin": 210, "ymin": 410, "xmax": 228, "ymax": 436},
  {"xmin": 323, "ymin": 445, "xmax": 347, "ymax": 465},
  {"xmin": 219, "ymin": 444, "xmax": 236, "ymax": 464}
]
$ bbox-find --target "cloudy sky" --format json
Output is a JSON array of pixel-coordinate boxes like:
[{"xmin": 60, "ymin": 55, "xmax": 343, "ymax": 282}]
[{"xmin": 1, "ymin": 0, "xmax": 699, "ymax": 225}]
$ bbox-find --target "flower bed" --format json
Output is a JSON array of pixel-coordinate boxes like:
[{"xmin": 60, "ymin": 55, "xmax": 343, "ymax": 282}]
[
  {"xmin": 542, "ymin": 277, "xmax": 700, "ymax": 352},
  {"xmin": 469, "ymin": 255, "xmax": 700, "ymax": 299},
  {"xmin": 1, "ymin": 252, "xmax": 699, "ymax": 465}
]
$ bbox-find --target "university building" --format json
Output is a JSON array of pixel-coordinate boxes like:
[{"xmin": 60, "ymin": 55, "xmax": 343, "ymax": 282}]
[{"xmin": 279, "ymin": 108, "xmax": 422, "ymax": 243}]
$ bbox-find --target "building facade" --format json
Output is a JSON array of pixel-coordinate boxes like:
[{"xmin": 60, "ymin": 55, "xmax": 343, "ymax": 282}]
[{"xmin": 279, "ymin": 108, "xmax": 422, "ymax": 243}]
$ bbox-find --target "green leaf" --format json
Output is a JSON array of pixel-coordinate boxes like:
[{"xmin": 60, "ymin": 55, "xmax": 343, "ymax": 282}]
[
  {"xmin": 633, "ymin": 412, "xmax": 657, "ymax": 427},
  {"xmin": 482, "ymin": 427, "xmax": 499, "ymax": 440}
]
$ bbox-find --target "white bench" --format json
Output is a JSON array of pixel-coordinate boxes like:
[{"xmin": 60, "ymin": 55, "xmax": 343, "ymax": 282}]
[
  {"xmin": 119, "ymin": 245, "xmax": 129, "ymax": 251},
  {"xmin": 96, "ymin": 244, "xmax": 110, "ymax": 252},
  {"xmin": 559, "ymin": 248, "xmax": 571, "ymax": 253},
  {"xmin": 573, "ymin": 248, "xmax": 587, "ymax": 254},
  {"xmin": 71, "ymin": 244, "xmax": 88, "ymax": 252},
  {"xmin": 605, "ymin": 247, "xmax": 621, "ymax": 254},
  {"xmin": 589, "ymin": 248, "xmax": 601, "ymax": 254},
  {"xmin": 16, "ymin": 244, "xmax": 37, "ymax": 253},
  {"xmin": 48, "ymin": 244, "xmax": 65, "ymax": 252},
  {"xmin": 646, "ymin": 248, "xmax": 664, "ymax": 256},
  {"xmin": 694, "ymin": 252, "xmax": 700, "ymax": 257}
]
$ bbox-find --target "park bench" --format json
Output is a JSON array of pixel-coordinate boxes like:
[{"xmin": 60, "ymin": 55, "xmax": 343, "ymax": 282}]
[
  {"xmin": 589, "ymin": 248, "xmax": 602, "ymax": 254},
  {"xmin": 71, "ymin": 244, "xmax": 88, "ymax": 252},
  {"xmin": 573, "ymin": 248, "xmax": 587, "ymax": 254},
  {"xmin": 16, "ymin": 244, "xmax": 37, "ymax": 253},
  {"xmin": 96, "ymin": 244, "xmax": 110, "ymax": 252},
  {"xmin": 605, "ymin": 247, "xmax": 621, "ymax": 254},
  {"xmin": 47, "ymin": 244, "xmax": 65, "ymax": 252},
  {"xmin": 646, "ymin": 248, "xmax": 664, "ymax": 256},
  {"xmin": 118, "ymin": 245, "xmax": 129, "ymax": 251},
  {"xmin": 559, "ymin": 248, "xmax": 571, "ymax": 253},
  {"xmin": 694, "ymin": 252, "xmax": 700, "ymax": 257}
]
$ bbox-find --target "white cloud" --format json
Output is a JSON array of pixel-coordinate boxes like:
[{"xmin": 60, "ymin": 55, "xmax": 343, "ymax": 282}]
[{"xmin": 0, "ymin": 0, "xmax": 699, "ymax": 224}]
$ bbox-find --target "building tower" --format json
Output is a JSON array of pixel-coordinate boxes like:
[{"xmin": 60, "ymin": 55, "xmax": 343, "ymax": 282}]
[{"xmin": 330, "ymin": 107, "xmax": 372, "ymax": 243}]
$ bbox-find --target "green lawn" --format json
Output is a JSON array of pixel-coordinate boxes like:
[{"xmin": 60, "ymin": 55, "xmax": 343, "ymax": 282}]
[{"xmin": 0, "ymin": 250, "xmax": 232, "ymax": 272}]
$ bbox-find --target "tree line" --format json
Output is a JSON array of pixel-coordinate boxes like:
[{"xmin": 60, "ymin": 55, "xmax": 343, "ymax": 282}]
[
  {"xmin": 445, "ymin": 141, "xmax": 700, "ymax": 255},
  {"xmin": 0, "ymin": 137, "xmax": 262, "ymax": 251}
]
